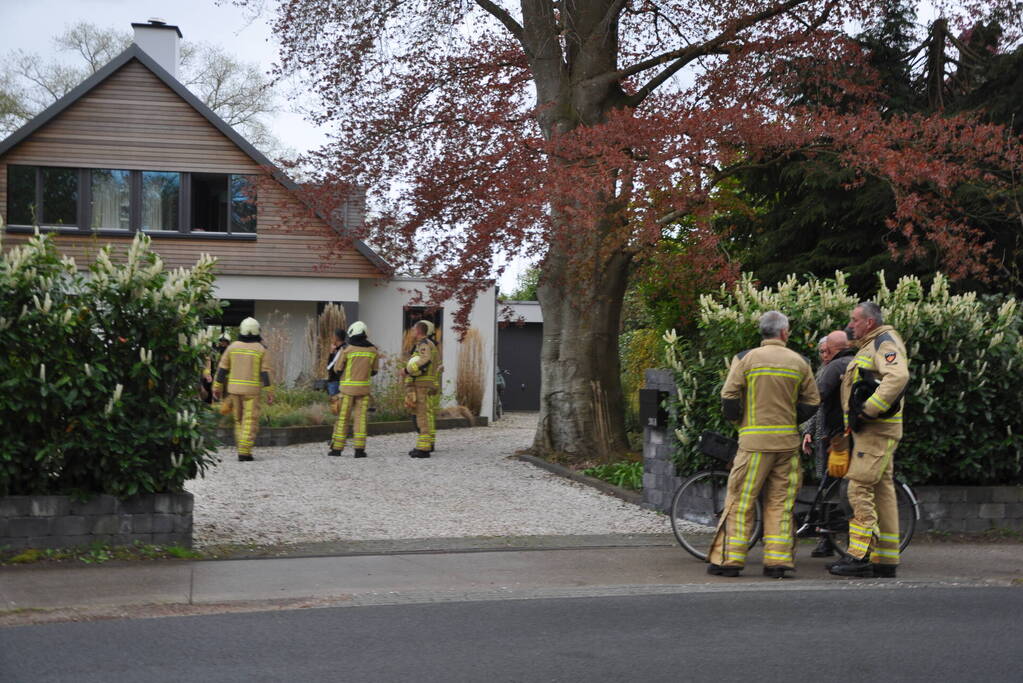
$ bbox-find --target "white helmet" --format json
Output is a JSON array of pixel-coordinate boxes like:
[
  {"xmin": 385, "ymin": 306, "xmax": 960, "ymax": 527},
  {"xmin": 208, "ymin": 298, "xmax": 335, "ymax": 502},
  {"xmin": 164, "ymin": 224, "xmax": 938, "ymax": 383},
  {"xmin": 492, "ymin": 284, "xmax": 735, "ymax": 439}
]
[
  {"xmin": 347, "ymin": 321, "xmax": 368, "ymax": 337},
  {"xmin": 418, "ymin": 320, "xmax": 435, "ymax": 337},
  {"xmin": 239, "ymin": 317, "xmax": 260, "ymax": 336}
]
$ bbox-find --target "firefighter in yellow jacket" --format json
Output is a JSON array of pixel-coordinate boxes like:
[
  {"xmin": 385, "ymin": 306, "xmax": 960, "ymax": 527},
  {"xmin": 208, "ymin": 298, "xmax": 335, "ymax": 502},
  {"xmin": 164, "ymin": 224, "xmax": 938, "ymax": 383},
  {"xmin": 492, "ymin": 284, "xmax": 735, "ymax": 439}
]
[
  {"xmin": 212, "ymin": 317, "xmax": 274, "ymax": 462},
  {"xmin": 405, "ymin": 320, "xmax": 440, "ymax": 458},
  {"xmin": 328, "ymin": 321, "xmax": 380, "ymax": 458},
  {"xmin": 829, "ymin": 301, "xmax": 909, "ymax": 578},
  {"xmin": 708, "ymin": 311, "xmax": 820, "ymax": 578}
]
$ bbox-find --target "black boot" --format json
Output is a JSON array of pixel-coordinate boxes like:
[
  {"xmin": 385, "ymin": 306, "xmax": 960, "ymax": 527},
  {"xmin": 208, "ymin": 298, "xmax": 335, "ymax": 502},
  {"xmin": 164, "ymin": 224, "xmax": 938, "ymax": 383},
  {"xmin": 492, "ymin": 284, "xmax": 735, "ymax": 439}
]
[
  {"xmin": 328, "ymin": 448, "xmax": 342, "ymax": 457},
  {"xmin": 707, "ymin": 564, "xmax": 741, "ymax": 577},
  {"xmin": 354, "ymin": 449, "xmax": 367, "ymax": 458},
  {"xmin": 811, "ymin": 537, "xmax": 836, "ymax": 558},
  {"xmin": 828, "ymin": 555, "xmax": 874, "ymax": 577},
  {"xmin": 763, "ymin": 566, "xmax": 794, "ymax": 579},
  {"xmin": 873, "ymin": 564, "xmax": 897, "ymax": 578},
  {"xmin": 238, "ymin": 454, "xmax": 254, "ymax": 462},
  {"xmin": 409, "ymin": 449, "xmax": 431, "ymax": 458}
]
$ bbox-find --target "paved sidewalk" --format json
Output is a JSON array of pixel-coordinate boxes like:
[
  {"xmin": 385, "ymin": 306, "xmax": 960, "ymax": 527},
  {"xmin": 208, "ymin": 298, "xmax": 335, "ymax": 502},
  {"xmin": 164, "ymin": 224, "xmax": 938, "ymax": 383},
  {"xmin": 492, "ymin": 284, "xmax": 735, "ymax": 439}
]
[{"xmin": 2, "ymin": 538, "xmax": 1021, "ymax": 626}]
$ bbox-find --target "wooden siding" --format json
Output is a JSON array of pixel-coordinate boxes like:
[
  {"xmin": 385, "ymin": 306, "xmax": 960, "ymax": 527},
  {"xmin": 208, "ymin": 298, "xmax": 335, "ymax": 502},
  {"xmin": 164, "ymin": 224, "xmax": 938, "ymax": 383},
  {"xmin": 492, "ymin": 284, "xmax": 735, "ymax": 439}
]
[{"xmin": 0, "ymin": 59, "xmax": 383, "ymax": 279}]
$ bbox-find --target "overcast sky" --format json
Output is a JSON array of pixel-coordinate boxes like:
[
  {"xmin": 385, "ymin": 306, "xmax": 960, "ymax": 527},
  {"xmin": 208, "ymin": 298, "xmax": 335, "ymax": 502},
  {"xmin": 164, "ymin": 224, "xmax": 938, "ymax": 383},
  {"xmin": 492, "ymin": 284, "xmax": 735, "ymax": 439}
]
[
  {"xmin": 0, "ymin": 1, "xmax": 536, "ymax": 293},
  {"xmin": 0, "ymin": 0, "xmax": 328, "ymax": 153}
]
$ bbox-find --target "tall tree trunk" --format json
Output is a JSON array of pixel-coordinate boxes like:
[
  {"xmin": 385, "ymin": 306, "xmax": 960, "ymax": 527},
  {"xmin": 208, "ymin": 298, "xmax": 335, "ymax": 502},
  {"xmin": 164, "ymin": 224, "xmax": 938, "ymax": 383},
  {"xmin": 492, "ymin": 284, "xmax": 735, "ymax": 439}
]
[
  {"xmin": 533, "ymin": 243, "xmax": 631, "ymax": 460},
  {"xmin": 518, "ymin": 0, "xmax": 633, "ymax": 461}
]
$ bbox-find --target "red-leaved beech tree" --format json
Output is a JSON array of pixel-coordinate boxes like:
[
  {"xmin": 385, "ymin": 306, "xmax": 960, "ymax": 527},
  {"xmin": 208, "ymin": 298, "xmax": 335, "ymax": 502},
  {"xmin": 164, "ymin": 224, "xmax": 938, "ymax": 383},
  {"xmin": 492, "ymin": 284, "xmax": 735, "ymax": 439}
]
[{"xmin": 250, "ymin": 0, "xmax": 1021, "ymax": 460}]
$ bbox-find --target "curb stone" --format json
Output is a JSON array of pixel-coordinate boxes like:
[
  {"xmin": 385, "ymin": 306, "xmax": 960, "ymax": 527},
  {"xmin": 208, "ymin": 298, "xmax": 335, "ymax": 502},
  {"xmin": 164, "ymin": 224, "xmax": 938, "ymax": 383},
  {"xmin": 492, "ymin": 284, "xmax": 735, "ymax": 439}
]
[{"xmin": 514, "ymin": 454, "xmax": 645, "ymax": 506}]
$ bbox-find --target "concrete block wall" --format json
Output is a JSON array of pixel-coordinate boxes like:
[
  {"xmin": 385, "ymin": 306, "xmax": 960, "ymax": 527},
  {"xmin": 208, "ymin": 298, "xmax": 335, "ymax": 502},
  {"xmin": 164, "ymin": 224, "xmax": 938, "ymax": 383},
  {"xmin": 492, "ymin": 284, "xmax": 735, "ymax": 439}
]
[
  {"xmin": 914, "ymin": 486, "xmax": 1023, "ymax": 533},
  {"xmin": 641, "ymin": 369, "xmax": 683, "ymax": 513},
  {"xmin": 0, "ymin": 492, "xmax": 193, "ymax": 551}
]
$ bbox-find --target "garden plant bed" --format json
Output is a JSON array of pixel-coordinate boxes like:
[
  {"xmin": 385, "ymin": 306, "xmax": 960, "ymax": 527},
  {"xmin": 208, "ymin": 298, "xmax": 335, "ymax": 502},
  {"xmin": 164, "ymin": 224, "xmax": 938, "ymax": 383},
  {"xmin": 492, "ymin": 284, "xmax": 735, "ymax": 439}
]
[
  {"xmin": 515, "ymin": 454, "xmax": 643, "ymax": 506},
  {"xmin": 215, "ymin": 416, "xmax": 489, "ymax": 447}
]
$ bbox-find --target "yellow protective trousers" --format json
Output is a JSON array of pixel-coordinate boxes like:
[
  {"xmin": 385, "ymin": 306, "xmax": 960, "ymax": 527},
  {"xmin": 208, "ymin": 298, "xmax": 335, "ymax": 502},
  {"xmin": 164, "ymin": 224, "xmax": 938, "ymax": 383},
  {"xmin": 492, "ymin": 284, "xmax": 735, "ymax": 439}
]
[
  {"xmin": 331, "ymin": 394, "xmax": 370, "ymax": 449},
  {"xmin": 413, "ymin": 386, "xmax": 436, "ymax": 450},
  {"xmin": 708, "ymin": 449, "xmax": 802, "ymax": 569},
  {"xmin": 228, "ymin": 394, "xmax": 261, "ymax": 456},
  {"xmin": 846, "ymin": 432, "xmax": 900, "ymax": 566}
]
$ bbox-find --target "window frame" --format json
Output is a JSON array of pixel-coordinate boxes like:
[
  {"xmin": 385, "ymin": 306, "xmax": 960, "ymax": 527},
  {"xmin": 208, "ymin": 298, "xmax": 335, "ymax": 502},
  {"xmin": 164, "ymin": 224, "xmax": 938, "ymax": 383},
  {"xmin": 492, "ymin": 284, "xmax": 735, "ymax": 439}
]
[
  {"xmin": 5, "ymin": 165, "xmax": 84, "ymax": 228},
  {"xmin": 5, "ymin": 164, "xmax": 258, "ymax": 241}
]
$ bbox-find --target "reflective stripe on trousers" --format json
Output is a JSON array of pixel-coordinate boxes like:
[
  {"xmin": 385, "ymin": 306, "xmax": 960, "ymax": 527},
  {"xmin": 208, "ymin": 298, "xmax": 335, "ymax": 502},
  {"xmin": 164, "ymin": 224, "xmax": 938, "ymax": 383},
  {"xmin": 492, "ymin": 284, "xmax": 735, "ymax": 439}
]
[
  {"xmin": 707, "ymin": 449, "xmax": 801, "ymax": 569},
  {"xmin": 846, "ymin": 434, "xmax": 900, "ymax": 564},
  {"xmin": 332, "ymin": 394, "xmax": 370, "ymax": 449},
  {"xmin": 414, "ymin": 386, "xmax": 435, "ymax": 450},
  {"xmin": 232, "ymin": 394, "xmax": 261, "ymax": 456}
]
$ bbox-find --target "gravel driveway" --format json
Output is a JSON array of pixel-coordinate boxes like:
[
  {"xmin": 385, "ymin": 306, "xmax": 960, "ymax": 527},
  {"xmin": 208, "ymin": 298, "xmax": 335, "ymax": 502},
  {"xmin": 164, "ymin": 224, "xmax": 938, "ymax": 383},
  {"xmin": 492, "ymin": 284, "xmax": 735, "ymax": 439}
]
[{"xmin": 186, "ymin": 413, "xmax": 670, "ymax": 548}]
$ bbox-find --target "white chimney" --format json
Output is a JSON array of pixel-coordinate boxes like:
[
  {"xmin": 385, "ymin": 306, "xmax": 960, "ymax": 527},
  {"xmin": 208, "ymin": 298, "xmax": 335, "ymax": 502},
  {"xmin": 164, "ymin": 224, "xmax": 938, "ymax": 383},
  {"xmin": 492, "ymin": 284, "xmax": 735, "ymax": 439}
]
[{"xmin": 131, "ymin": 19, "xmax": 182, "ymax": 79}]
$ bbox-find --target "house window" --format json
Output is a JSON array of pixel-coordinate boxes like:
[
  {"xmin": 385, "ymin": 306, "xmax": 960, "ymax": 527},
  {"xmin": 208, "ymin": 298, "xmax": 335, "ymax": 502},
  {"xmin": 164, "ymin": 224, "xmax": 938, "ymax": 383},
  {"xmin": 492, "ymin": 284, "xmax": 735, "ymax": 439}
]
[
  {"xmin": 190, "ymin": 173, "xmax": 256, "ymax": 233},
  {"xmin": 90, "ymin": 169, "xmax": 131, "ymax": 230},
  {"xmin": 6, "ymin": 165, "xmax": 256, "ymax": 235},
  {"xmin": 230, "ymin": 175, "xmax": 257, "ymax": 233},
  {"xmin": 6, "ymin": 165, "xmax": 79, "ymax": 226},
  {"xmin": 141, "ymin": 171, "xmax": 180, "ymax": 231},
  {"xmin": 7, "ymin": 165, "xmax": 35, "ymax": 225},
  {"xmin": 207, "ymin": 299, "xmax": 255, "ymax": 327},
  {"xmin": 403, "ymin": 307, "xmax": 443, "ymax": 349}
]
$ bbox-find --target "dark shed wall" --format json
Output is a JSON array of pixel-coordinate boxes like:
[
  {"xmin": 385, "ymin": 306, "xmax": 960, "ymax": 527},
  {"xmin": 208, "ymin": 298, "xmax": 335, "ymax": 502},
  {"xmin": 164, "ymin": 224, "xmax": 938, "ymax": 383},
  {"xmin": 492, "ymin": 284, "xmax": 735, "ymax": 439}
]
[{"xmin": 498, "ymin": 322, "xmax": 542, "ymax": 411}]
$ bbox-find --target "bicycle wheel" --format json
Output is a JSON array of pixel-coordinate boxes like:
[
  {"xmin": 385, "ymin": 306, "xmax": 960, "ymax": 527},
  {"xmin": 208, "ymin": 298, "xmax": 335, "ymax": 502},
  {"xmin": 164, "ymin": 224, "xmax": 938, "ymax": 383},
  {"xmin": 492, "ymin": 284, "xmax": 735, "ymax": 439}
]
[
  {"xmin": 670, "ymin": 470, "xmax": 762, "ymax": 561},
  {"xmin": 826, "ymin": 478, "xmax": 918, "ymax": 557}
]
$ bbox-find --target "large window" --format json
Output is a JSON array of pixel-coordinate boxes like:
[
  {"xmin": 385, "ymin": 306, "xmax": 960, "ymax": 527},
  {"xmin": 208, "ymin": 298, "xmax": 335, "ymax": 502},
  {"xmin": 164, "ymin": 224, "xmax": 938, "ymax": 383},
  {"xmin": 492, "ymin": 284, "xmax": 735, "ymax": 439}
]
[
  {"xmin": 191, "ymin": 173, "xmax": 256, "ymax": 234},
  {"xmin": 230, "ymin": 174, "xmax": 257, "ymax": 233},
  {"xmin": 141, "ymin": 171, "xmax": 180, "ymax": 232},
  {"xmin": 6, "ymin": 165, "xmax": 79, "ymax": 226},
  {"xmin": 7, "ymin": 166, "xmax": 35, "ymax": 225},
  {"xmin": 90, "ymin": 169, "xmax": 131, "ymax": 230},
  {"xmin": 5, "ymin": 165, "xmax": 256, "ymax": 235}
]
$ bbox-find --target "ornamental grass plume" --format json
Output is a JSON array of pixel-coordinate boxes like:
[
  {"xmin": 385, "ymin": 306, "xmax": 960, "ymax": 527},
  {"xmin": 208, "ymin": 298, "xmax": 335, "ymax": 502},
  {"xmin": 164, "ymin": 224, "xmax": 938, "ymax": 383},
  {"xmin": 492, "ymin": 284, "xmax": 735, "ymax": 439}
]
[
  {"xmin": 261, "ymin": 311, "xmax": 292, "ymax": 386},
  {"xmin": 304, "ymin": 302, "xmax": 347, "ymax": 379},
  {"xmin": 455, "ymin": 327, "xmax": 486, "ymax": 416}
]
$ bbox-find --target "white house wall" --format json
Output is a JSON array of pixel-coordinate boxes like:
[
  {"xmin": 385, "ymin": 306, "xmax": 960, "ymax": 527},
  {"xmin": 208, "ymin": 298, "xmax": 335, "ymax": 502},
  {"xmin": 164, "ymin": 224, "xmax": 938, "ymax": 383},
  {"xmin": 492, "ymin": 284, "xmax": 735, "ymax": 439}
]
[
  {"xmin": 215, "ymin": 275, "xmax": 359, "ymax": 302},
  {"xmin": 358, "ymin": 279, "xmax": 497, "ymax": 420}
]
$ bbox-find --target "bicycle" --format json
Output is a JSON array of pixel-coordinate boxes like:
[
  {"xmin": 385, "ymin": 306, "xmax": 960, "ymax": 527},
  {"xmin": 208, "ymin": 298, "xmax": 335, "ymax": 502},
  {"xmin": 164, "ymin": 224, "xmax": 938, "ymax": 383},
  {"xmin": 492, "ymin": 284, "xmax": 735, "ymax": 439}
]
[{"xmin": 670, "ymin": 431, "xmax": 920, "ymax": 562}]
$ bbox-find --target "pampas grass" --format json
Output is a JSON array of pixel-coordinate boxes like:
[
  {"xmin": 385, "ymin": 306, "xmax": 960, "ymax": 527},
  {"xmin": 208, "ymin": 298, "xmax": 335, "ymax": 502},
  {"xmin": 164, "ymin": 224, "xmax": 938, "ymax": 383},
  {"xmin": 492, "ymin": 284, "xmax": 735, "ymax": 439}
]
[
  {"xmin": 456, "ymin": 327, "xmax": 486, "ymax": 416},
  {"xmin": 304, "ymin": 303, "xmax": 347, "ymax": 378},
  {"xmin": 261, "ymin": 310, "xmax": 291, "ymax": 386}
]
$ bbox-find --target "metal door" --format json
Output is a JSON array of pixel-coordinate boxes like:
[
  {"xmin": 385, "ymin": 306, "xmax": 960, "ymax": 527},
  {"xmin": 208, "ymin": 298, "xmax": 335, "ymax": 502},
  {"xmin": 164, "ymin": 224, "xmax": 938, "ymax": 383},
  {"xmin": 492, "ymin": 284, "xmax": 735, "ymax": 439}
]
[{"xmin": 498, "ymin": 322, "xmax": 542, "ymax": 411}]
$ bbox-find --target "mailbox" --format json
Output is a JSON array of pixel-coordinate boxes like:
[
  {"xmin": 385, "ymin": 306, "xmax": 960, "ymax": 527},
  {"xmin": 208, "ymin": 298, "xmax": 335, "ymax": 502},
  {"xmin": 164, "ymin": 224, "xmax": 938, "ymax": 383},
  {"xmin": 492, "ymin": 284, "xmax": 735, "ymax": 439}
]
[{"xmin": 639, "ymin": 389, "xmax": 668, "ymax": 428}]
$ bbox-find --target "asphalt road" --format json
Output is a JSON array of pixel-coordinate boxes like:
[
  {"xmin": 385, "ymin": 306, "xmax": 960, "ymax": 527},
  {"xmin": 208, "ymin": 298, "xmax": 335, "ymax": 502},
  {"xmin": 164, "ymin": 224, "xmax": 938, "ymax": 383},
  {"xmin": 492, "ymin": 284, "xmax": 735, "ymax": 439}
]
[{"xmin": 3, "ymin": 586, "xmax": 1021, "ymax": 682}]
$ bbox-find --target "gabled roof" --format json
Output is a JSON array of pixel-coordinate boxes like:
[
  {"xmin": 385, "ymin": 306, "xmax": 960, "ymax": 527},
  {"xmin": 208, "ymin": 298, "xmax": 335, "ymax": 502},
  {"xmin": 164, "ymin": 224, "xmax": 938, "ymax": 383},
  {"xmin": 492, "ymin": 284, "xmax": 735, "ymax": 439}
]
[{"xmin": 0, "ymin": 43, "xmax": 390, "ymax": 273}]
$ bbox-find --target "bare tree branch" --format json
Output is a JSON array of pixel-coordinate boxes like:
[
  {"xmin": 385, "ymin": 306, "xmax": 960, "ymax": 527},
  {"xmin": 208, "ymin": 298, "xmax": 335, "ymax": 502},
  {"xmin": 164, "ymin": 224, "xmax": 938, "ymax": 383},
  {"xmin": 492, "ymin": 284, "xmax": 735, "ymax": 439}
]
[
  {"xmin": 474, "ymin": 0, "xmax": 525, "ymax": 43},
  {"xmin": 619, "ymin": 0, "xmax": 812, "ymax": 106}
]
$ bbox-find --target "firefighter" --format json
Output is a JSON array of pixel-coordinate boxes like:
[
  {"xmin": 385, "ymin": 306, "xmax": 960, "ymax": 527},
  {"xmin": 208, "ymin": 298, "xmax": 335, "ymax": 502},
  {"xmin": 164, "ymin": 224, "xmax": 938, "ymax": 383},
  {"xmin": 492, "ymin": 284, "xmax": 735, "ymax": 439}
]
[
  {"xmin": 829, "ymin": 301, "xmax": 909, "ymax": 578},
  {"xmin": 212, "ymin": 317, "xmax": 274, "ymax": 462},
  {"xmin": 708, "ymin": 310, "xmax": 820, "ymax": 578},
  {"xmin": 405, "ymin": 320, "xmax": 440, "ymax": 458},
  {"xmin": 800, "ymin": 329, "xmax": 856, "ymax": 558},
  {"xmin": 328, "ymin": 321, "xmax": 379, "ymax": 458}
]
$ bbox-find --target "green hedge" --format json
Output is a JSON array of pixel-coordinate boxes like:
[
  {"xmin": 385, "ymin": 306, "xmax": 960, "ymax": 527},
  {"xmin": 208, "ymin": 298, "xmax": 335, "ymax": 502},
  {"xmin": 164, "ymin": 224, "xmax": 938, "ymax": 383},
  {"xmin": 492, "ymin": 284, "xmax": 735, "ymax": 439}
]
[
  {"xmin": 664, "ymin": 272, "xmax": 1023, "ymax": 486},
  {"xmin": 0, "ymin": 231, "xmax": 221, "ymax": 497}
]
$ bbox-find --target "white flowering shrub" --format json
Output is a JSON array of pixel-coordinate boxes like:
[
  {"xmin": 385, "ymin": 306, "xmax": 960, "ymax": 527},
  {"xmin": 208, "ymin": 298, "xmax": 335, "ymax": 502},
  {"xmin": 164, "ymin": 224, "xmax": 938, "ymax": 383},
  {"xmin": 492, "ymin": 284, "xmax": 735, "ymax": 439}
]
[
  {"xmin": 0, "ymin": 230, "xmax": 221, "ymax": 496},
  {"xmin": 665, "ymin": 272, "xmax": 1023, "ymax": 485}
]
